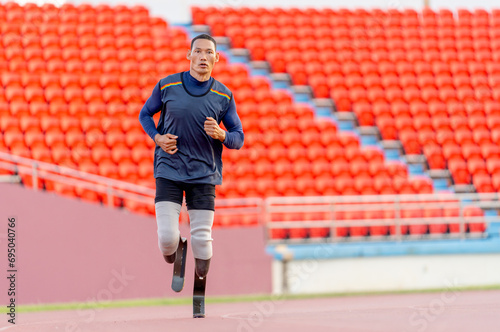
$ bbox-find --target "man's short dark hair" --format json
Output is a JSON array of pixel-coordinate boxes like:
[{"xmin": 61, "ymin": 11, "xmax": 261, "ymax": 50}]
[{"xmin": 191, "ymin": 34, "xmax": 217, "ymax": 50}]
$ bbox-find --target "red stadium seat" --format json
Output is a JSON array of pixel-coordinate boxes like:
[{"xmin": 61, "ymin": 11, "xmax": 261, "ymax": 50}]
[
  {"xmin": 448, "ymin": 159, "xmax": 471, "ymax": 184},
  {"xmin": 473, "ymin": 173, "xmax": 494, "ymax": 192},
  {"xmin": 464, "ymin": 206, "xmax": 486, "ymax": 233},
  {"xmin": 427, "ymin": 205, "xmax": 447, "ymax": 234},
  {"xmin": 411, "ymin": 177, "xmax": 433, "ymax": 194}
]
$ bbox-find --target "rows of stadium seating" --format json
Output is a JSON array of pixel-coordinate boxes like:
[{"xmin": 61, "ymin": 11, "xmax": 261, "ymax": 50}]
[
  {"xmin": 0, "ymin": 3, "xmax": 488, "ymax": 235},
  {"xmin": 0, "ymin": 4, "xmax": 421, "ymax": 196},
  {"xmin": 197, "ymin": 6, "xmax": 500, "ymax": 195},
  {"xmin": 195, "ymin": 6, "xmax": 492, "ymax": 236}
]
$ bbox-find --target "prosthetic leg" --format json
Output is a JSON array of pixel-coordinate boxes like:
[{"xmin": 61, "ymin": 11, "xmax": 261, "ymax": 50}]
[
  {"xmin": 171, "ymin": 237, "xmax": 187, "ymax": 292},
  {"xmin": 193, "ymin": 271, "xmax": 206, "ymax": 318},
  {"xmin": 189, "ymin": 210, "xmax": 214, "ymax": 318},
  {"xmin": 193, "ymin": 258, "xmax": 210, "ymax": 318},
  {"xmin": 154, "ymin": 202, "xmax": 188, "ymax": 292}
]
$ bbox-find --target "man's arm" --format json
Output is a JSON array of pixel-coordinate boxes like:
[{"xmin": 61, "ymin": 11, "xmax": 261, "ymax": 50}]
[
  {"xmin": 138, "ymin": 82, "xmax": 162, "ymax": 140},
  {"xmin": 138, "ymin": 83, "xmax": 178, "ymax": 154},
  {"xmin": 221, "ymin": 97, "xmax": 244, "ymax": 149},
  {"xmin": 204, "ymin": 97, "xmax": 244, "ymax": 149}
]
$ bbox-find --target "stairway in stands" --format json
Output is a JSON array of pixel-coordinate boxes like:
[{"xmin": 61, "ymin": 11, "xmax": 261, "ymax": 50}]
[
  {"xmin": 0, "ymin": 2, "xmax": 494, "ymax": 236},
  {"xmin": 195, "ymin": 6, "xmax": 500, "ymax": 197}
]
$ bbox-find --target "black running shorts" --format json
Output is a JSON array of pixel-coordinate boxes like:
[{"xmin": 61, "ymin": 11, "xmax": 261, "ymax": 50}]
[{"xmin": 154, "ymin": 177, "xmax": 216, "ymax": 211}]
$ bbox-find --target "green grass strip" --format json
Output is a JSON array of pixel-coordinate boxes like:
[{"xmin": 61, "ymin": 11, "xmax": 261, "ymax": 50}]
[{"xmin": 11, "ymin": 284, "xmax": 500, "ymax": 314}]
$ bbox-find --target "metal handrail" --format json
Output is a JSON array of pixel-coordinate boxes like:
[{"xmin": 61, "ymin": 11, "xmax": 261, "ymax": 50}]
[
  {"xmin": 1, "ymin": 151, "xmax": 498, "ymax": 242},
  {"xmin": 0, "ymin": 151, "xmax": 262, "ymax": 215},
  {"xmin": 0, "ymin": 151, "xmax": 154, "ymax": 195},
  {"xmin": 265, "ymin": 193, "xmax": 500, "ymax": 242}
]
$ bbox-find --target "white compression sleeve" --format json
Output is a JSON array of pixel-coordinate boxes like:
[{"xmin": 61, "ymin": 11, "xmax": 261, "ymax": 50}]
[
  {"xmin": 189, "ymin": 209, "xmax": 215, "ymax": 260},
  {"xmin": 155, "ymin": 201, "xmax": 181, "ymax": 256}
]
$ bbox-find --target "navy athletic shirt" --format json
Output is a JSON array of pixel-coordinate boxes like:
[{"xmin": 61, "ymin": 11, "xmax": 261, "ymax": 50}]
[{"xmin": 139, "ymin": 71, "xmax": 244, "ymax": 185}]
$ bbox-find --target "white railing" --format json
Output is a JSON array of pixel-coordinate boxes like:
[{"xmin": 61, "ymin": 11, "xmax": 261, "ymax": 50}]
[
  {"xmin": 0, "ymin": 151, "xmax": 264, "ymax": 222},
  {"xmin": 0, "ymin": 150, "xmax": 154, "ymax": 206},
  {"xmin": 265, "ymin": 193, "xmax": 500, "ymax": 242},
  {"xmin": 1, "ymin": 151, "xmax": 499, "ymax": 242}
]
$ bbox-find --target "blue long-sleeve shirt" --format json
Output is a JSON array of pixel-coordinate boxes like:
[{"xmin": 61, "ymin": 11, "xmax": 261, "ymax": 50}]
[{"xmin": 139, "ymin": 71, "xmax": 244, "ymax": 185}]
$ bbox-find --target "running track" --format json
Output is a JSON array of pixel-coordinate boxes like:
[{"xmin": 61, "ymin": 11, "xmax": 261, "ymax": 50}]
[{"xmin": 2, "ymin": 290, "xmax": 499, "ymax": 332}]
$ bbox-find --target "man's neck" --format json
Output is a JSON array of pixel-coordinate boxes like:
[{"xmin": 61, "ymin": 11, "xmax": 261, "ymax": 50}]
[{"xmin": 189, "ymin": 69, "xmax": 211, "ymax": 82}]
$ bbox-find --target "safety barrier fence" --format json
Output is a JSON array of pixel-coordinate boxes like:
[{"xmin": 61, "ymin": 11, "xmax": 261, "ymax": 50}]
[{"xmin": 1, "ymin": 151, "xmax": 499, "ymax": 241}]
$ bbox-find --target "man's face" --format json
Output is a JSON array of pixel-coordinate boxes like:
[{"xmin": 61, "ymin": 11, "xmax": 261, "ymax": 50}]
[{"xmin": 187, "ymin": 38, "xmax": 219, "ymax": 76}]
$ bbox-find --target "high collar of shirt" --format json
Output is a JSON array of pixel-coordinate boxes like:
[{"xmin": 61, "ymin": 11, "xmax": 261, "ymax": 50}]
[{"xmin": 185, "ymin": 71, "xmax": 213, "ymax": 87}]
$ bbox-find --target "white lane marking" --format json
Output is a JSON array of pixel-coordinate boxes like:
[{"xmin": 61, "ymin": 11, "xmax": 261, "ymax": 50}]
[{"xmin": 221, "ymin": 311, "xmax": 254, "ymax": 320}]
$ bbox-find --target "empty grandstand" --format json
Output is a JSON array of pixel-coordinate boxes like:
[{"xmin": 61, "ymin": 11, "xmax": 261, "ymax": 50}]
[{"xmin": 1, "ymin": 1, "xmax": 500, "ymax": 307}]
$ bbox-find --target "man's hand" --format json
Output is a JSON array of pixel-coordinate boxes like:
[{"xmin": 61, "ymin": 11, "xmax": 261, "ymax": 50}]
[
  {"xmin": 154, "ymin": 133, "xmax": 178, "ymax": 154},
  {"xmin": 204, "ymin": 117, "xmax": 226, "ymax": 142}
]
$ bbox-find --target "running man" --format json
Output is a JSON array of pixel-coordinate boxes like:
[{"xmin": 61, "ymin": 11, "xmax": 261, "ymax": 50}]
[{"xmin": 138, "ymin": 34, "xmax": 244, "ymax": 316}]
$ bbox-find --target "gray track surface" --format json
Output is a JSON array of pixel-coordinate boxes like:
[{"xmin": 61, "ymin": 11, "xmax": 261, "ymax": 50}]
[{"xmin": 2, "ymin": 290, "xmax": 499, "ymax": 332}]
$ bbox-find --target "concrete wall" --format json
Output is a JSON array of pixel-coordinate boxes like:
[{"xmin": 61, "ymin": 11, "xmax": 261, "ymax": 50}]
[
  {"xmin": 272, "ymin": 254, "xmax": 500, "ymax": 294},
  {"xmin": 0, "ymin": 183, "xmax": 271, "ymax": 305}
]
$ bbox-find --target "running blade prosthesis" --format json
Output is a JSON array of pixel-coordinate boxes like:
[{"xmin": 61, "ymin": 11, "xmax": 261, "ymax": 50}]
[
  {"xmin": 193, "ymin": 271, "xmax": 206, "ymax": 318},
  {"xmin": 171, "ymin": 237, "xmax": 187, "ymax": 292}
]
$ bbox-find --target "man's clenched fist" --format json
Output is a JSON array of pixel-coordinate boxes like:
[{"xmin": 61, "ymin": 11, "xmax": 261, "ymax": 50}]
[
  {"xmin": 204, "ymin": 117, "xmax": 226, "ymax": 142},
  {"xmin": 155, "ymin": 133, "xmax": 178, "ymax": 154}
]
